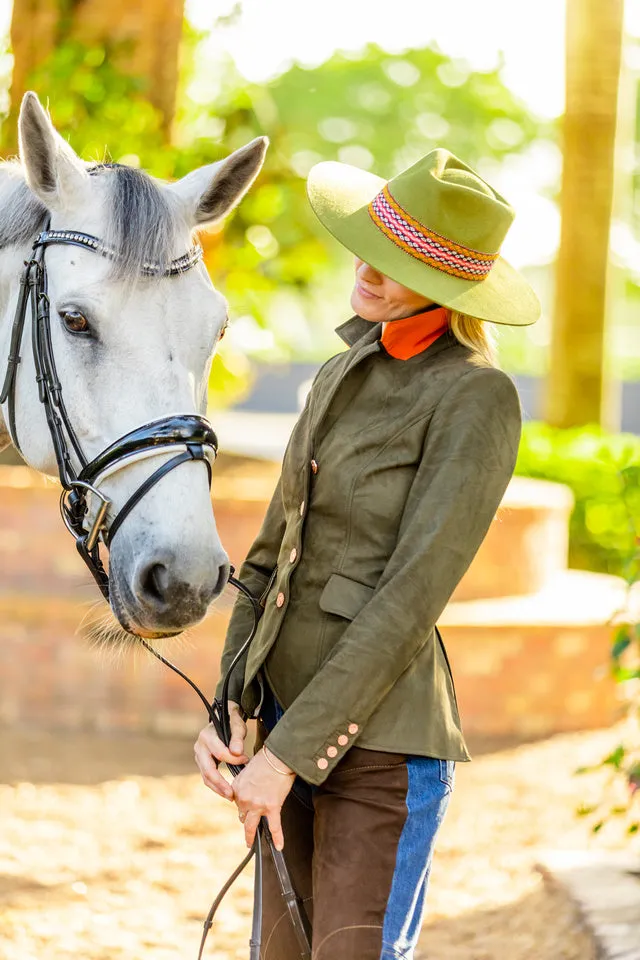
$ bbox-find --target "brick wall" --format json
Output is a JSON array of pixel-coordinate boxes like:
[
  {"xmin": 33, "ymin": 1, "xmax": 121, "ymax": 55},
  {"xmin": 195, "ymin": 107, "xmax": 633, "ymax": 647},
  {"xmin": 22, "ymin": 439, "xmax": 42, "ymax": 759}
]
[{"xmin": 0, "ymin": 461, "xmax": 621, "ymax": 740}]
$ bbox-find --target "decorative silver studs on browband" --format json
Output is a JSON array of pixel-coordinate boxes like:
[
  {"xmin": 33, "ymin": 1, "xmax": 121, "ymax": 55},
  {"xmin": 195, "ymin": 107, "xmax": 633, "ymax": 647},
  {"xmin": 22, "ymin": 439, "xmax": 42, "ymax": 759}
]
[{"xmin": 35, "ymin": 229, "xmax": 204, "ymax": 277}]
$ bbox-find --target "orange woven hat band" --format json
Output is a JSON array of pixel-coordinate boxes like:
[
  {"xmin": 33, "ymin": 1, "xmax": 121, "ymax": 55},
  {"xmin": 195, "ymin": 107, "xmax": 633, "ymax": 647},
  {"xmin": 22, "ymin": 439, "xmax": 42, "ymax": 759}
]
[{"xmin": 368, "ymin": 185, "xmax": 499, "ymax": 281}]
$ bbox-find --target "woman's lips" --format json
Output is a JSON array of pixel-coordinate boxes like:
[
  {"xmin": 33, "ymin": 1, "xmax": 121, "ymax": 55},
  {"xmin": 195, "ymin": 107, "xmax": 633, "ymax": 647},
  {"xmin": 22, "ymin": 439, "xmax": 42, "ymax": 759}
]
[{"xmin": 355, "ymin": 282, "xmax": 381, "ymax": 300}]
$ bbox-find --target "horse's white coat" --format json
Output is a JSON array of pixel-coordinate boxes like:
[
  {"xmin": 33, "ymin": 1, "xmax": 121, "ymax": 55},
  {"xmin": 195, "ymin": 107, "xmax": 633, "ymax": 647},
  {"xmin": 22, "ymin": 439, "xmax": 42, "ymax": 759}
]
[{"xmin": 0, "ymin": 93, "xmax": 268, "ymax": 638}]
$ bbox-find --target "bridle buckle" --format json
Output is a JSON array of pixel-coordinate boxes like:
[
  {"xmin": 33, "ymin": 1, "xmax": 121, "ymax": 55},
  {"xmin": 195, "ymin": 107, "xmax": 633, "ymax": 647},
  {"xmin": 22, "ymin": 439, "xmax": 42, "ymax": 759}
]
[{"xmin": 61, "ymin": 480, "xmax": 112, "ymax": 552}]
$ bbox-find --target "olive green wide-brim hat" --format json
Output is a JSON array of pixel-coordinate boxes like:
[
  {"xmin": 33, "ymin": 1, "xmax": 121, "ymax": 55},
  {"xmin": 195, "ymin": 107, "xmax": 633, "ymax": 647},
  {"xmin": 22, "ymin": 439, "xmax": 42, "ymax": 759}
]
[{"xmin": 307, "ymin": 149, "xmax": 540, "ymax": 326}]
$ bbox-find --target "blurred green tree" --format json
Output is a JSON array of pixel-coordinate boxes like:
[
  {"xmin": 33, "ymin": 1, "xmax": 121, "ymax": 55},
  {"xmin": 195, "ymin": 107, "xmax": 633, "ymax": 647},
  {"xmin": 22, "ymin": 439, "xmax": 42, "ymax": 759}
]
[
  {"xmin": 6, "ymin": 0, "xmax": 184, "ymax": 152},
  {"xmin": 2, "ymin": 19, "xmax": 551, "ymax": 396},
  {"xmin": 172, "ymin": 43, "xmax": 550, "ymax": 346}
]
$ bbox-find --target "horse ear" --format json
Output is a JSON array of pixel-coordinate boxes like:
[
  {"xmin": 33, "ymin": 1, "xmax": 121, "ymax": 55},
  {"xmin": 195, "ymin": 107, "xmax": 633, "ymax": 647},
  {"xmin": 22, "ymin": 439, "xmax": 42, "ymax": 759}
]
[
  {"xmin": 18, "ymin": 92, "xmax": 88, "ymax": 211},
  {"xmin": 170, "ymin": 137, "xmax": 269, "ymax": 228}
]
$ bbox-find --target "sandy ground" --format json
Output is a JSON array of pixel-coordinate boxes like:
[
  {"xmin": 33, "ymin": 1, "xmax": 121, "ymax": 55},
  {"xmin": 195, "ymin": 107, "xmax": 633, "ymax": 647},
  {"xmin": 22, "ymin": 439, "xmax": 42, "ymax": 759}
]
[{"xmin": 0, "ymin": 724, "xmax": 637, "ymax": 960}]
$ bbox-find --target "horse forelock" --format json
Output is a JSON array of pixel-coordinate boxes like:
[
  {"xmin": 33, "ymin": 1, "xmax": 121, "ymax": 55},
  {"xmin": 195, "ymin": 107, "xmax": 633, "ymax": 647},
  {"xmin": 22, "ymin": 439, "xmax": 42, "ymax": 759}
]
[
  {"xmin": 88, "ymin": 163, "xmax": 189, "ymax": 280},
  {"xmin": 0, "ymin": 160, "xmax": 190, "ymax": 281}
]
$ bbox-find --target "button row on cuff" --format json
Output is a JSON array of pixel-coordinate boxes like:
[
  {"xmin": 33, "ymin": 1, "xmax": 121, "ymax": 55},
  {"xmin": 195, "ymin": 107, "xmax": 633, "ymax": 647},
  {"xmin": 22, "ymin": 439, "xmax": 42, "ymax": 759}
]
[{"xmin": 316, "ymin": 723, "xmax": 359, "ymax": 770}]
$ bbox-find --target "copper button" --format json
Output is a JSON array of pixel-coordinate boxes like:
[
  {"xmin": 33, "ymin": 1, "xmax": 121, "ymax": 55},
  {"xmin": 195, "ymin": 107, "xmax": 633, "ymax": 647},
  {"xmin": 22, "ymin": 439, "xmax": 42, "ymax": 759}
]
[
  {"xmin": 289, "ymin": 547, "xmax": 297, "ymax": 563},
  {"xmin": 348, "ymin": 723, "xmax": 359, "ymax": 735},
  {"xmin": 316, "ymin": 757, "xmax": 328, "ymax": 770},
  {"xmin": 276, "ymin": 592, "xmax": 285, "ymax": 608},
  {"xmin": 326, "ymin": 745, "xmax": 338, "ymax": 758},
  {"xmin": 337, "ymin": 734, "xmax": 348, "ymax": 746},
  {"xmin": 299, "ymin": 500, "xmax": 305, "ymax": 517},
  {"xmin": 310, "ymin": 459, "xmax": 319, "ymax": 474}
]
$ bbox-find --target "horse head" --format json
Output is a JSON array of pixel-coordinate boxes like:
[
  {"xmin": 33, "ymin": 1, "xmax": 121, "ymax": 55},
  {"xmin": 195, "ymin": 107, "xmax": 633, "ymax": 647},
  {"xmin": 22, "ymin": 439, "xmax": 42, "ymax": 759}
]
[{"xmin": 0, "ymin": 92, "xmax": 268, "ymax": 640}]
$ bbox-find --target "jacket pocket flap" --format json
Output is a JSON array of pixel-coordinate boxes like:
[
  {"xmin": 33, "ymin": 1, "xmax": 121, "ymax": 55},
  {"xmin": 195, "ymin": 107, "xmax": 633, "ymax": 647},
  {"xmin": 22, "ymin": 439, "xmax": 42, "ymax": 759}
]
[{"xmin": 319, "ymin": 574, "xmax": 375, "ymax": 621}]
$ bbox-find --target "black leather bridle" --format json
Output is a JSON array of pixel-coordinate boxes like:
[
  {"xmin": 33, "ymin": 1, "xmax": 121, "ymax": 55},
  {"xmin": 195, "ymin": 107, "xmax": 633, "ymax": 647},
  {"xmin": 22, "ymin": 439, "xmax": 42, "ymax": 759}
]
[
  {"xmin": 0, "ymin": 223, "xmax": 311, "ymax": 960},
  {"xmin": 0, "ymin": 223, "xmax": 216, "ymax": 598}
]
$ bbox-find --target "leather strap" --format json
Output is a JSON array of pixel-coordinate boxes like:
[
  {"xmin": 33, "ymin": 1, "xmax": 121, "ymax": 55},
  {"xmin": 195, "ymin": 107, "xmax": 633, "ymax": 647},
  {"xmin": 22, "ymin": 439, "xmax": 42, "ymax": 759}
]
[{"xmin": 105, "ymin": 444, "xmax": 212, "ymax": 546}]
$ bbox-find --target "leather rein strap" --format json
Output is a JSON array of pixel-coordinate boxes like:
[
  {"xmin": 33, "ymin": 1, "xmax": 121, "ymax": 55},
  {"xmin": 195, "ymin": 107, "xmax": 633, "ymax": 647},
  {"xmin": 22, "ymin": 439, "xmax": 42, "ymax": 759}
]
[{"xmin": 0, "ymin": 223, "xmax": 312, "ymax": 959}]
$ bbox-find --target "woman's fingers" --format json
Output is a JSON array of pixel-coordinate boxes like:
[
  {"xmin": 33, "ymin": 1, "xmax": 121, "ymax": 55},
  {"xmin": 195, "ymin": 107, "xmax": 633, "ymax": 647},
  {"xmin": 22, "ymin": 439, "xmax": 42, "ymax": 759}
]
[
  {"xmin": 243, "ymin": 810, "xmax": 262, "ymax": 848},
  {"xmin": 236, "ymin": 808, "xmax": 284, "ymax": 851},
  {"xmin": 228, "ymin": 705, "xmax": 248, "ymax": 759},
  {"xmin": 196, "ymin": 722, "xmax": 248, "ymax": 767},
  {"xmin": 266, "ymin": 808, "xmax": 285, "ymax": 852},
  {"xmin": 194, "ymin": 738, "xmax": 234, "ymax": 800}
]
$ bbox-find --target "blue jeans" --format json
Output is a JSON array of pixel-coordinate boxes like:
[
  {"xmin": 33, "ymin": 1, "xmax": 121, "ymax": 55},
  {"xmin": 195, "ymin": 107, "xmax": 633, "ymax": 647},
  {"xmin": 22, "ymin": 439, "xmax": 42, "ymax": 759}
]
[{"xmin": 258, "ymin": 683, "xmax": 454, "ymax": 959}]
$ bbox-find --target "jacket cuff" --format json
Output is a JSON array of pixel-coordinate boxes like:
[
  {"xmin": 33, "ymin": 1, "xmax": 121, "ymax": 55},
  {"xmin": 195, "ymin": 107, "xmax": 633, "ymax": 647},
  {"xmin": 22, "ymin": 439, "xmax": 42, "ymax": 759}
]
[
  {"xmin": 264, "ymin": 715, "xmax": 362, "ymax": 786},
  {"xmin": 214, "ymin": 658, "xmax": 246, "ymax": 705}
]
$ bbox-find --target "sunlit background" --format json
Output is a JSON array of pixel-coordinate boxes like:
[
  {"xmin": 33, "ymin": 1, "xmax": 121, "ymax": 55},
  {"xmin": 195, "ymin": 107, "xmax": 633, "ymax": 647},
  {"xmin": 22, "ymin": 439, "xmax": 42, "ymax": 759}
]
[
  {"xmin": 0, "ymin": 0, "xmax": 638, "ymax": 387},
  {"xmin": 1, "ymin": 5, "xmax": 640, "ymax": 960}
]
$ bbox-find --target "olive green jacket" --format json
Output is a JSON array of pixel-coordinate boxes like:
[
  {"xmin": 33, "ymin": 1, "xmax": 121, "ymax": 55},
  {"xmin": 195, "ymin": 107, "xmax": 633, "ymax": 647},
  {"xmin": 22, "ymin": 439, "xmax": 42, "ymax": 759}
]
[{"xmin": 216, "ymin": 317, "xmax": 522, "ymax": 785}]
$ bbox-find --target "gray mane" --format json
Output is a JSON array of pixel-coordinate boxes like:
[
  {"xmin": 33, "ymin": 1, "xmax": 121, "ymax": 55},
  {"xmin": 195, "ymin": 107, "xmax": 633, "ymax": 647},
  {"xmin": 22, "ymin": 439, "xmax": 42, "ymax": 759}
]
[
  {"xmin": 0, "ymin": 162, "xmax": 49, "ymax": 249},
  {"xmin": 0, "ymin": 160, "xmax": 188, "ymax": 279}
]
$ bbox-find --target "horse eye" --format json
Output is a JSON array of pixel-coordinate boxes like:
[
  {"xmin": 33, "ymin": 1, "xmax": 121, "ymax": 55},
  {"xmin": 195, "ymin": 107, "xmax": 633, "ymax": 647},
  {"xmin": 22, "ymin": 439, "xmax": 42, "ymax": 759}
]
[
  {"xmin": 60, "ymin": 310, "xmax": 90, "ymax": 335},
  {"xmin": 219, "ymin": 317, "xmax": 229, "ymax": 341}
]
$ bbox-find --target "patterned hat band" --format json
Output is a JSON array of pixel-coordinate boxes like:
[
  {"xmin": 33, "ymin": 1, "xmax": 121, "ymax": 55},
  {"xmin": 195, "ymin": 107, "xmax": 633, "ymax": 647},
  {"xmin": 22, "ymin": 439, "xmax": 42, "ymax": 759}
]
[{"xmin": 368, "ymin": 185, "xmax": 499, "ymax": 281}]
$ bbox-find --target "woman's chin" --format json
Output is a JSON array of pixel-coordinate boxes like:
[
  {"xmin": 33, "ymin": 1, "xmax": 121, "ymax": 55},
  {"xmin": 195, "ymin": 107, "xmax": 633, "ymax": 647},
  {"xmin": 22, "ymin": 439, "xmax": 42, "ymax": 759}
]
[{"xmin": 351, "ymin": 293, "xmax": 383, "ymax": 322}]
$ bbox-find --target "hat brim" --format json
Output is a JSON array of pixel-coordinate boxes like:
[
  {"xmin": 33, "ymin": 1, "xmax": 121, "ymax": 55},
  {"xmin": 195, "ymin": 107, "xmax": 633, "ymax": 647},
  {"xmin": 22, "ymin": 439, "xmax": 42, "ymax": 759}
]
[{"xmin": 307, "ymin": 161, "xmax": 541, "ymax": 327}]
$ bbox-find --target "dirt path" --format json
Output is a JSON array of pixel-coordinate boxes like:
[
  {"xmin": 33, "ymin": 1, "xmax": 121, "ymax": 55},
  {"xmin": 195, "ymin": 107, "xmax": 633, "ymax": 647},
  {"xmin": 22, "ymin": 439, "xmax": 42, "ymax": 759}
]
[{"xmin": 0, "ymin": 725, "xmax": 636, "ymax": 960}]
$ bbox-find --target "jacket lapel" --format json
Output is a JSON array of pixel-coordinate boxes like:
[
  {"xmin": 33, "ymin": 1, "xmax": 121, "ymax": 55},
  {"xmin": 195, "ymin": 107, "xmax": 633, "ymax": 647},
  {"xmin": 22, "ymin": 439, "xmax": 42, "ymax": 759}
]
[{"xmin": 308, "ymin": 320, "xmax": 382, "ymax": 442}]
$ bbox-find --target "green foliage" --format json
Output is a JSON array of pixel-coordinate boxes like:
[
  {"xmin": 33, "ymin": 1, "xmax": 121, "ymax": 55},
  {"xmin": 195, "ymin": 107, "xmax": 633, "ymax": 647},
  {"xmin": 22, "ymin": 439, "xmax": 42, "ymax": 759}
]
[
  {"xmin": 520, "ymin": 422, "xmax": 640, "ymax": 835},
  {"xmin": 6, "ymin": 30, "xmax": 551, "ymax": 368},
  {"xmin": 515, "ymin": 421, "xmax": 640, "ymax": 577},
  {"xmin": 27, "ymin": 40, "xmax": 168, "ymax": 167}
]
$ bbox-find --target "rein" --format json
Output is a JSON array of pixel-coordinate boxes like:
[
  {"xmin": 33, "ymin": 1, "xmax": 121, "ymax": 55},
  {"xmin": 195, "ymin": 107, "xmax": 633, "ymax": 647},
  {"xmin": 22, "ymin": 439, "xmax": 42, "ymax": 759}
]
[{"xmin": 0, "ymin": 224, "xmax": 311, "ymax": 960}]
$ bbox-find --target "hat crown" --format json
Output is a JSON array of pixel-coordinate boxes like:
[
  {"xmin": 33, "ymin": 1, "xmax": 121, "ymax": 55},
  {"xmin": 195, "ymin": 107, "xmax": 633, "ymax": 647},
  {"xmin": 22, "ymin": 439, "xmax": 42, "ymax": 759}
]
[{"xmin": 387, "ymin": 149, "xmax": 514, "ymax": 256}]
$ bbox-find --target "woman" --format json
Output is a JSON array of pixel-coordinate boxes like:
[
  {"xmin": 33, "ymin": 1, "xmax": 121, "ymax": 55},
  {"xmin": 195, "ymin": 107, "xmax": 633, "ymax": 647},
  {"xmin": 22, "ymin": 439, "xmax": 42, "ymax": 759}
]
[{"xmin": 194, "ymin": 148, "xmax": 540, "ymax": 959}]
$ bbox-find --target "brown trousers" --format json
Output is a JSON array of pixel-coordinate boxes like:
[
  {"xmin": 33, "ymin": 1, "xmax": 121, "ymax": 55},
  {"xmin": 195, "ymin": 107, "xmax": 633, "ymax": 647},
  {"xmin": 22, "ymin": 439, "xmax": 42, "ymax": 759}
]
[{"xmin": 256, "ymin": 721, "xmax": 417, "ymax": 960}]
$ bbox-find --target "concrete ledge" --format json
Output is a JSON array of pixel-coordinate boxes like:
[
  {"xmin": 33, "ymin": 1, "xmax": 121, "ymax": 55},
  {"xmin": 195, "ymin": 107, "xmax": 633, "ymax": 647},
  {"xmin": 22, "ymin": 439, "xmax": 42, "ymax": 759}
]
[
  {"xmin": 537, "ymin": 851, "xmax": 640, "ymax": 960},
  {"xmin": 442, "ymin": 568, "xmax": 631, "ymax": 627}
]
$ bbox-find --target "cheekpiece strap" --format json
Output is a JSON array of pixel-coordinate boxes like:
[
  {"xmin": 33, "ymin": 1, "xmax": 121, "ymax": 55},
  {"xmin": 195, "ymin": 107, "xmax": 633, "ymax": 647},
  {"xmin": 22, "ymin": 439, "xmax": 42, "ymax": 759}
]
[{"xmin": 35, "ymin": 229, "xmax": 203, "ymax": 277}]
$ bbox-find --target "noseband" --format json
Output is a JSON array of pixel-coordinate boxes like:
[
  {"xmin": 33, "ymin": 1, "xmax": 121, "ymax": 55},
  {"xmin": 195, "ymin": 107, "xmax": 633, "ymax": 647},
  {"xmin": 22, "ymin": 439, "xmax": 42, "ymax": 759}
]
[
  {"xmin": 0, "ymin": 223, "xmax": 215, "ymax": 598},
  {"xmin": 0, "ymin": 222, "xmax": 311, "ymax": 960}
]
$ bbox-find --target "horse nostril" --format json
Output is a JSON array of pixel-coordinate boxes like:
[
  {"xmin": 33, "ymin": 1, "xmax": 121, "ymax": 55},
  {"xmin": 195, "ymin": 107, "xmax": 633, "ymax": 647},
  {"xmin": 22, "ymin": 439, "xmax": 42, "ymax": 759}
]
[
  {"xmin": 142, "ymin": 562, "xmax": 170, "ymax": 606},
  {"xmin": 213, "ymin": 560, "xmax": 231, "ymax": 599},
  {"xmin": 133, "ymin": 555, "xmax": 229, "ymax": 623}
]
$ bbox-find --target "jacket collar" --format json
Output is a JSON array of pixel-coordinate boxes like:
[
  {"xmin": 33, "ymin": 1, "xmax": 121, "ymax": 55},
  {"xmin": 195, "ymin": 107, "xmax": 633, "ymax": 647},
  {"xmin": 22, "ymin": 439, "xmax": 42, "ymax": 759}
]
[
  {"xmin": 335, "ymin": 315, "xmax": 379, "ymax": 347},
  {"xmin": 335, "ymin": 313, "xmax": 459, "ymax": 358}
]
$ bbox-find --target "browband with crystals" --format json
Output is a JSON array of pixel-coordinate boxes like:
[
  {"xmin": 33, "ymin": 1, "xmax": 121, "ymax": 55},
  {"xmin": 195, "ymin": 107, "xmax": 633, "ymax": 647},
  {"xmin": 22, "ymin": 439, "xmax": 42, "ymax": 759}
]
[
  {"xmin": 35, "ymin": 229, "xmax": 204, "ymax": 277},
  {"xmin": 368, "ymin": 185, "xmax": 498, "ymax": 280}
]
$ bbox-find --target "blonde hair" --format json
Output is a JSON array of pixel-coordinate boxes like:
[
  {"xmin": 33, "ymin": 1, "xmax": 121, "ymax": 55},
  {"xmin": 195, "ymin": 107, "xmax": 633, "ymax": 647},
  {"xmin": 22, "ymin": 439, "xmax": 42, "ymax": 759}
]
[{"xmin": 447, "ymin": 309, "xmax": 499, "ymax": 368}]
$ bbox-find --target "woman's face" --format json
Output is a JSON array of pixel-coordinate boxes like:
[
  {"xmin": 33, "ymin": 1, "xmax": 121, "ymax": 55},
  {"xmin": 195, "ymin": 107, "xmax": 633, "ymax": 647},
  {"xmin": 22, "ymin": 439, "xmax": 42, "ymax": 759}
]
[{"xmin": 350, "ymin": 257, "xmax": 433, "ymax": 322}]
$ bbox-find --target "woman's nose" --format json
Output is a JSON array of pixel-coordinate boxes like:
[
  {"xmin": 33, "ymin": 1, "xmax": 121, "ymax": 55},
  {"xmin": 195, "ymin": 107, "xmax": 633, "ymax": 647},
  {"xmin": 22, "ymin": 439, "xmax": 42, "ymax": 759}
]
[{"xmin": 357, "ymin": 261, "xmax": 382, "ymax": 284}]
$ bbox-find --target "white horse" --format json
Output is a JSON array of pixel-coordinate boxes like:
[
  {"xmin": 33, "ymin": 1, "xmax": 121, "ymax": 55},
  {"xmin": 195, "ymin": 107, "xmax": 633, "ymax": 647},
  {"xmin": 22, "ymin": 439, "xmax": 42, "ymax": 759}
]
[{"xmin": 0, "ymin": 92, "xmax": 267, "ymax": 639}]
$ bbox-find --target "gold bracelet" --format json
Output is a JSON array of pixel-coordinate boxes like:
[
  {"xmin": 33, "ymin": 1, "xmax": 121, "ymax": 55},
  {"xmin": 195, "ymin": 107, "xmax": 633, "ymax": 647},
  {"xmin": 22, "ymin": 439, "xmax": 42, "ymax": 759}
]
[{"xmin": 262, "ymin": 746, "xmax": 294, "ymax": 777}]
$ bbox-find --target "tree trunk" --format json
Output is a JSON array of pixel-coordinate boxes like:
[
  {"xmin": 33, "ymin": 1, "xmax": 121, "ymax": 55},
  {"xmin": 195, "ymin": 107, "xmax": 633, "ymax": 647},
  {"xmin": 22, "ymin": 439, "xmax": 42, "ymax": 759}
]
[
  {"xmin": 545, "ymin": 0, "xmax": 625, "ymax": 429},
  {"xmin": 5, "ymin": 0, "xmax": 184, "ymax": 152}
]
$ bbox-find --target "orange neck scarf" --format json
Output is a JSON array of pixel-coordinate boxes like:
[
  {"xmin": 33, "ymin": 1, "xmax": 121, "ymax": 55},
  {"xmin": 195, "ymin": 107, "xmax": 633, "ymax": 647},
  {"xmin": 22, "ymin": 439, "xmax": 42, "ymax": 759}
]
[{"xmin": 380, "ymin": 305, "xmax": 449, "ymax": 360}]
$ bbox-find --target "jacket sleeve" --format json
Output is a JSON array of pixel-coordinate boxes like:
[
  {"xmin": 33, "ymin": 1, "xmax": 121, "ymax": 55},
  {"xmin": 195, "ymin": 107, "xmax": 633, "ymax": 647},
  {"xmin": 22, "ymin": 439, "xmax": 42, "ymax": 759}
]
[
  {"xmin": 215, "ymin": 473, "xmax": 285, "ymax": 704},
  {"xmin": 264, "ymin": 365, "xmax": 522, "ymax": 784}
]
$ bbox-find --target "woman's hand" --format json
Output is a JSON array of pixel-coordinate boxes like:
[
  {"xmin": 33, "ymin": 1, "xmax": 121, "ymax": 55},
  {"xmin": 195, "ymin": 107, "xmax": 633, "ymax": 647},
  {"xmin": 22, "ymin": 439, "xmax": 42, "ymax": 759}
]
[
  {"xmin": 233, "ymin": 747, "xmax": 295, "ymax": 851},
  {"xmin": 194, "ymin": 701, "xmax": 249, "ymax": 801}
]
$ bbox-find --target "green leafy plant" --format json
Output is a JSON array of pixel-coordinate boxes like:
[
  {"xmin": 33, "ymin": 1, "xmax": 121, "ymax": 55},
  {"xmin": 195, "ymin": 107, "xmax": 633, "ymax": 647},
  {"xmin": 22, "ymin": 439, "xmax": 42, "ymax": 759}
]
[
  {"xmin": 518, "ymin": 424, "xmax": 640, "ymax": 834},
  {"xmin": 516, "ymin": 421, "xmax": 640, "ymax": 577}
]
